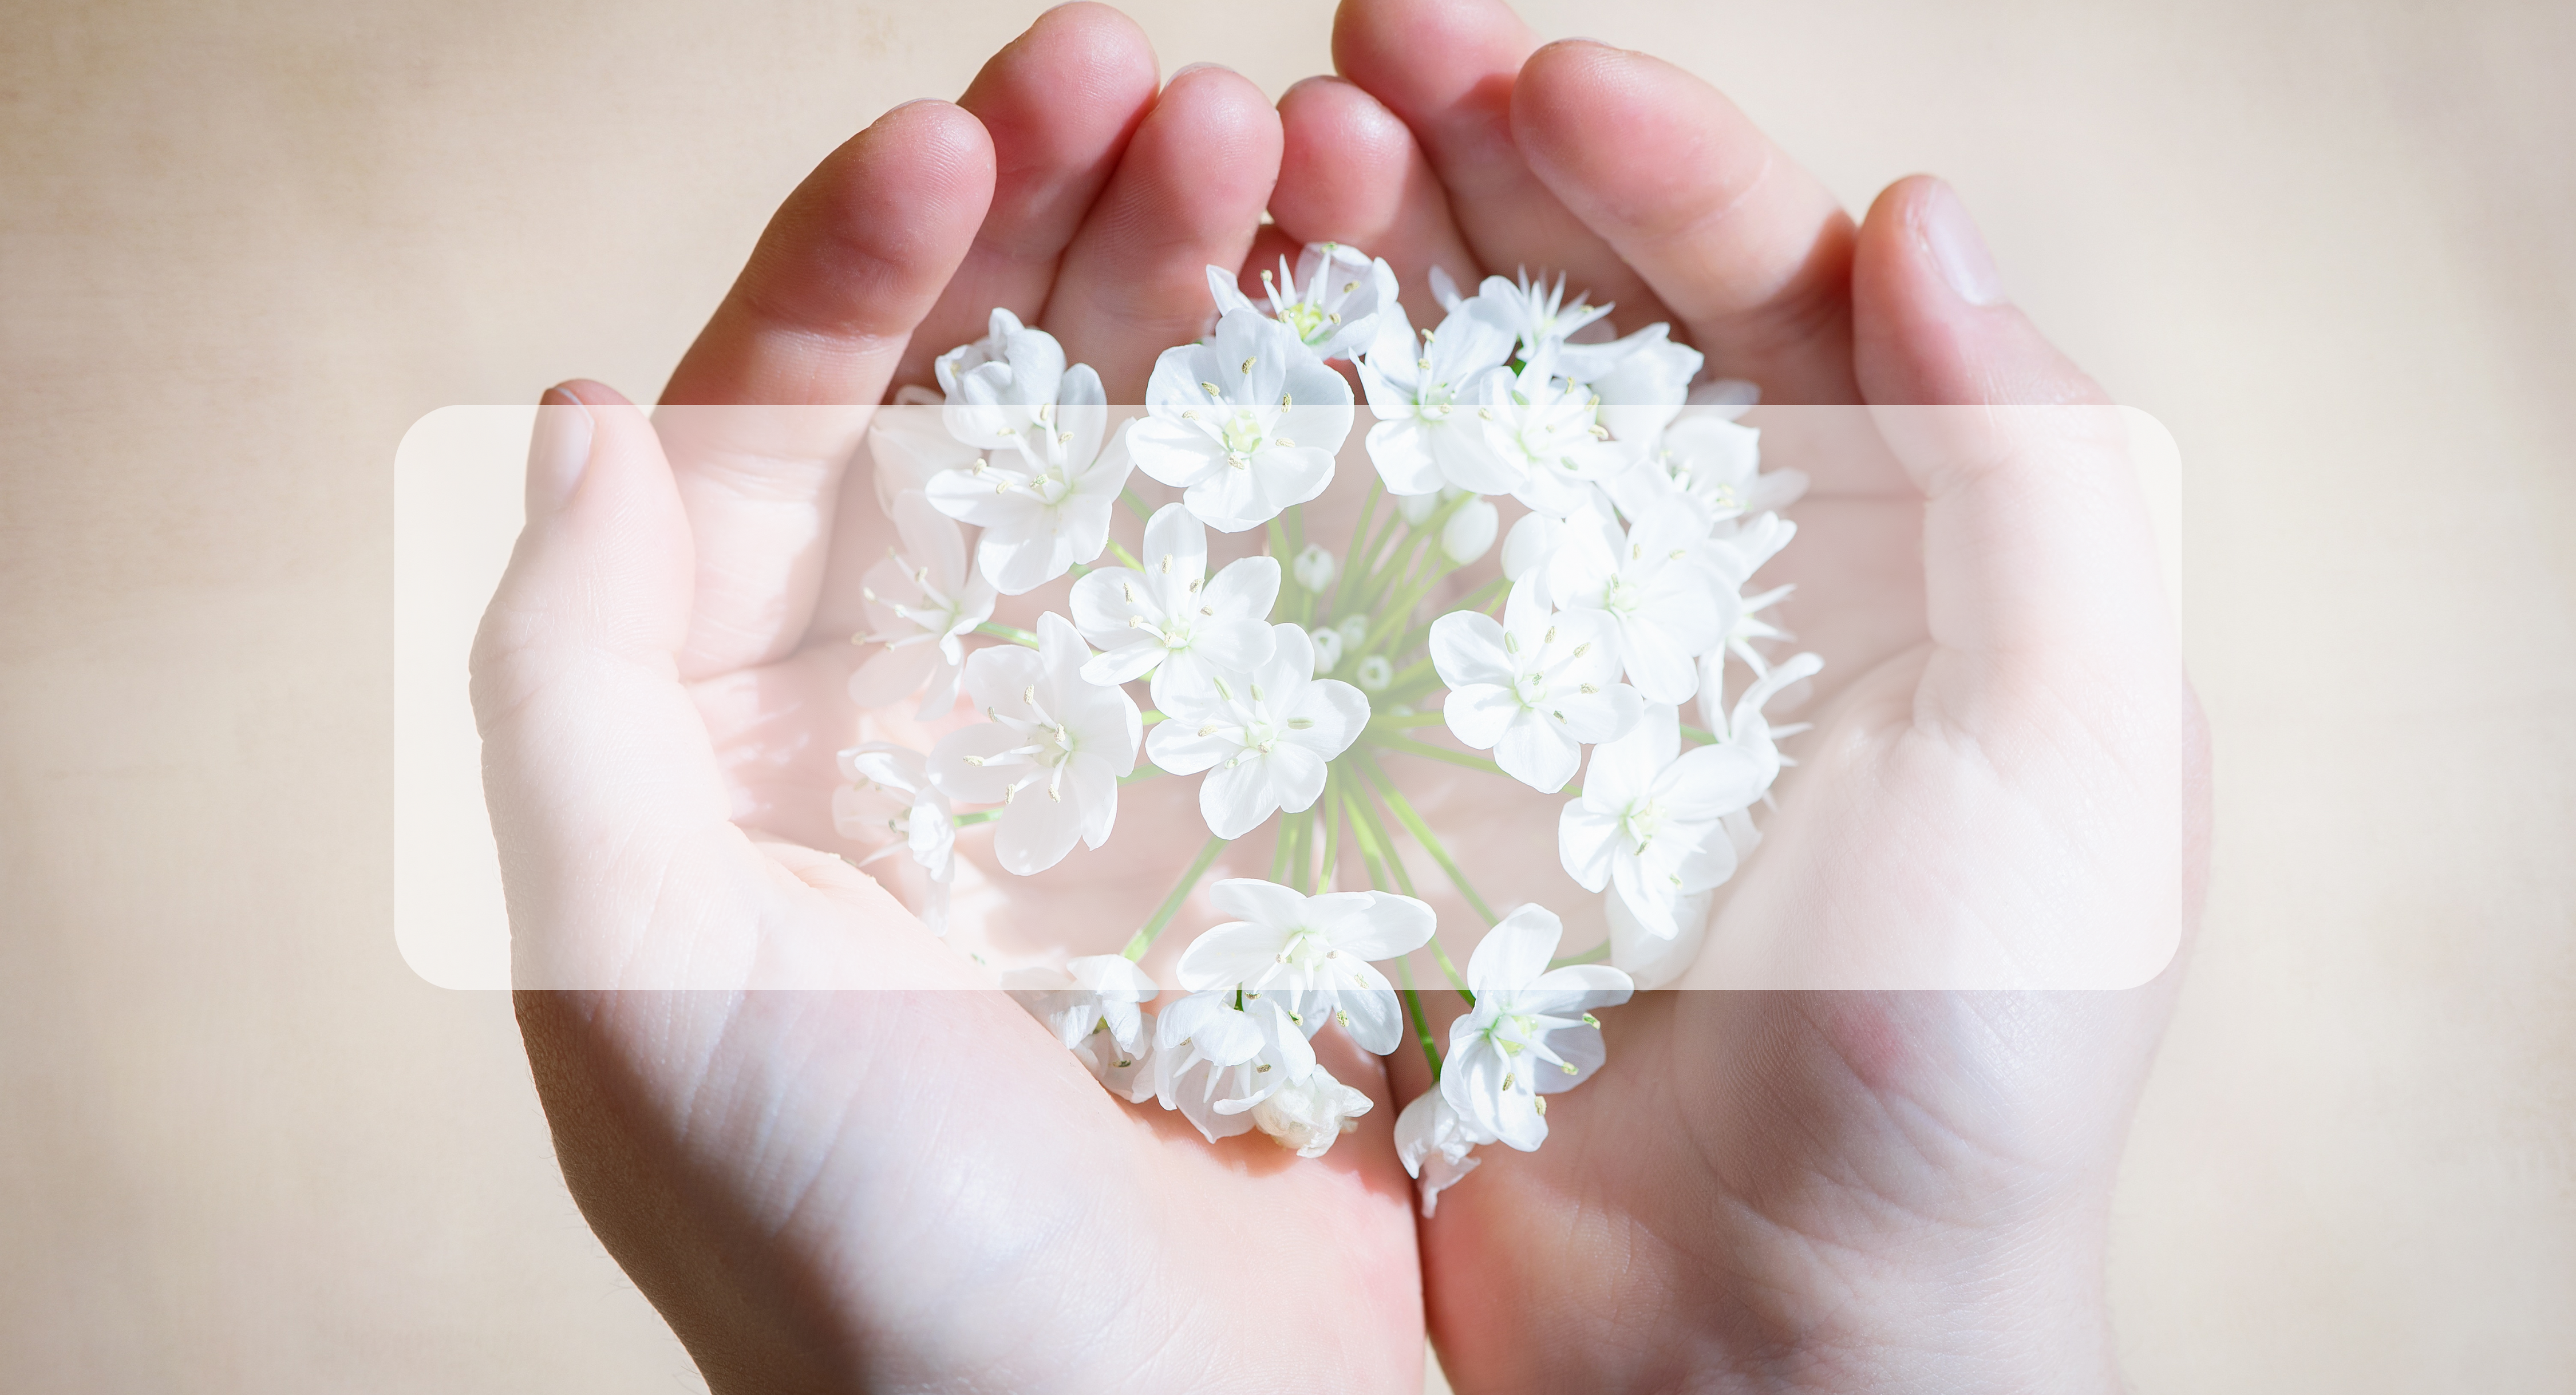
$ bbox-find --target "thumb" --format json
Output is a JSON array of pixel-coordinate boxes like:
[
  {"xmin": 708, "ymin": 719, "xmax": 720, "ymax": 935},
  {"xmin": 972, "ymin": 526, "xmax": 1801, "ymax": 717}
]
[
  {"xmin": 471, "ymin": 384, "xmax": 918, "ymax": 989},
  {"xmin": 1851, "ymin": 176, "xmax": 2174, "ymax": 685}
]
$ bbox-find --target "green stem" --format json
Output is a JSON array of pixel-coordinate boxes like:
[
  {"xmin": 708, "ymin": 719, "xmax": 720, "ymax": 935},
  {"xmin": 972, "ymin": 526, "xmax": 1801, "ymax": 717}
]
[
  {"xmin": 1119, "ymin": 765, "xmax": 1165, "ymax": 784},
  {"xmin": 1139, "ymin": 709, "xmax": 1165, "ymax": 726},
  {"xmin": 1681, "ymin": 724, "xmax": 1721, "ymax": 745},
  {"xmin": 1548, "ymin": 941, "xmax": 1612, "ymax": 968},
  {"xmin": 1345, "ymin": 772, "xmax": 1471, "ymax": 1005},
  {"xmin": 975, "ymin": 621, "xmax": 1038, "ymax": 646},
  {"xmin": 1398, "ymin": 966, "xmax": 1443, "ymax": 1082},
  {"xmin": 1370, "ymin": 733, "xmax": 1507, "ymax": 780},
  {"xmin": 1120, "ymin": 487, "xmax": 1152, "ymax": 523},
  {"xmin": 1317, "ymin": 766, "xmax": 1342, "ymax": 890},
  {"xmin": 1325, "ymin": 481, "xmax": 1384, "ymax": 618},
  {"xmin": 1106, "ymin": 538, "xmax": 1144, "ymax": 571},
  {"xmin": 1355, "ymin": 750, "xmax": 1499, "ymax": 928},
  {"xmin": 1364, "ymin": 710, "xmax": 1450, "ymax": 732},
  {"xmin": 1342, "ymin": 785, "xmax": 1413, "ymax": 897},
  {"xmin": 1122, "ymin": 833, "xmax": 1227, "ymax": 959},
  {"xmin": 953, "ymin": 809, "xmax": 1000, "ymax": 826}
]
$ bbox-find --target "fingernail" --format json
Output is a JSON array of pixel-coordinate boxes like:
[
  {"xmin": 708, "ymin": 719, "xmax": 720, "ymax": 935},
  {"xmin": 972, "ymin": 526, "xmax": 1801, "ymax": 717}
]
[
  {"xmin": 527, "ymin": 386, "xmax": 594, "ymax": 517},
  {"xmin": 1921, "ymin": 180, "xmax": 2006, "ymax": 307},
  {"xmin": 1168, "ymin": 61, "xmax": 1232, "ymax": 83}
]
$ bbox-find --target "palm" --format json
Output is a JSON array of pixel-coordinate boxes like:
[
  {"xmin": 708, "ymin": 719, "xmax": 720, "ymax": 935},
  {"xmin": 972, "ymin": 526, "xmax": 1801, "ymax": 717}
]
[
  {"xmin": 1246, "ymin": 1, "xmax": 2204, "ymax": 1388},
  {"xmin": 484, "ymin": 9, "xmax": 1426, "ymax": 1389}
]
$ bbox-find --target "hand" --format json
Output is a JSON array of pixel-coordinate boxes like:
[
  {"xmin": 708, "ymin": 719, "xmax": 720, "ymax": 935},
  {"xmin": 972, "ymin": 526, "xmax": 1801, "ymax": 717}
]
[
  {"xmin": 471, "ymin": 8, "xmax": 1425, "ymax": 1390},
  {"xmin": 1255, "ymin": 1, "xmax": 2210, "ymax": 1389}
]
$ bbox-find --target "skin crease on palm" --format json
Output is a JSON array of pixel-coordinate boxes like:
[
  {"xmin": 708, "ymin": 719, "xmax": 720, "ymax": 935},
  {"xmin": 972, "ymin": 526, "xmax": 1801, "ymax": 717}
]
[{"xmin": 468, "ymin": 1, "xmax": 2212, "ymax": 1392}]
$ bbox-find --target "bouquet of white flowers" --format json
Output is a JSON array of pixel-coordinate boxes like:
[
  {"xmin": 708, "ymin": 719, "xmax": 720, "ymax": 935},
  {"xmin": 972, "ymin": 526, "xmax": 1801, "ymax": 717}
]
[{"xmin": 834, "ymin": 243, "xmax": 1817, "ymax": 1214}]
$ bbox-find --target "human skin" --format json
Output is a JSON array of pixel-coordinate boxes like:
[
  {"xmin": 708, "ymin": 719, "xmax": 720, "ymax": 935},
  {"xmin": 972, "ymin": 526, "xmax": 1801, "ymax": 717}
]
[{"xmin": 471, "ymin": 1, "xmax": 2207, "ymax": 1391}]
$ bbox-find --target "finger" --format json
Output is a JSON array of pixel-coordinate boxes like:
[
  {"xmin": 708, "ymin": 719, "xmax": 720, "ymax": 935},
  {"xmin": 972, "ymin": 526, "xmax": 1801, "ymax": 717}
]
[
  {"xmin": 472, "ymin": 384, "xmax": 737, "ymax": 985},
  {"xmin": 657, "ymin": 101, "xmax": 995, "ymax": 680},
  {"xmin": 888, "ymin": 3, "xmax": 1162, "ymax": 389},
  {"xmin": 1511, "ymin": 41, "xmax": 1860, "ymax": 404},
  {"xmin": 1044, "ymin": 63, "xmax": 1284, "ymax": 399},
  {"xmin": 1271, "ymin": 75, "xmax": 1482, "ymax": 327},
  {"xmin": 1848, "ymin": 176, "xmax": 2167, "ymax": 668},
  {"xmin": 476, "ymin": 385, "xmax": 953, "ymax": 989},
  {"xmin": 1330, "ymin": 0, "xmax": 1672, "ymax": 330}
]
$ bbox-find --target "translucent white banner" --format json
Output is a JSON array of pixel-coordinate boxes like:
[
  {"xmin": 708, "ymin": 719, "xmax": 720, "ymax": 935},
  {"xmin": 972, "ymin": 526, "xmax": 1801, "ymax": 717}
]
[{"xmin": 396, "ymin": 403, "xmax": 2182, "ymax": 991}]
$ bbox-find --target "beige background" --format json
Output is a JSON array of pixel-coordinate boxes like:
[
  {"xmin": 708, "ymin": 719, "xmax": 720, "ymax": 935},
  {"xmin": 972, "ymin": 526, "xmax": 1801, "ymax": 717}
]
[{"xmin": 4, "ymin": 0, "xmax": 2571, "ymax": 1390}]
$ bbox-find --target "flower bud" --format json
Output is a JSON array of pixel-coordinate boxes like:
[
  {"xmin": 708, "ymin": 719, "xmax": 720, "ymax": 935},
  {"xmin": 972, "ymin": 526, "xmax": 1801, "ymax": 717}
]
[
  {"xmin": 1310, "ymin": 625, "xmax": 1344, "ymax": 675},
  {"xmin": 1292, "ymin": 543, "xmax": 1337, "ymax": 593},
  {"xmin": 1336, "ymin": 614, "xmax": 1369, "ymax": 649},
  {"xmin": 1396, "ymin": 489, "xmax": 1441, "ymax": 525},
  {"xmin": 1355, "ymin": 655, "xmax": 1394, "ymax": 691},
  {"xmin": 1441, "ymin": 496, "xmax": 1499, "ymax": 564}
]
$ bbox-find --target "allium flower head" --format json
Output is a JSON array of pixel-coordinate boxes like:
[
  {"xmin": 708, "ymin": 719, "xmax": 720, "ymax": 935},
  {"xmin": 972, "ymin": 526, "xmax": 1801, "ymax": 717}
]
[
  {"xmin": 1002, "ymin": 953, "xmax": 1159, "ymax": 1056},
  {"xmin": 1147, "ymin": 625, "xmax": 1370, "ymax": 839},
  {"xmin": 1428, "ymin": 579, "xmax": 1640, "ymax": 793},
  {"xmin": 1068, "ymin": 503, "xmax": 1279, "ymax": 708},
  {"xmin": 1462, "ymin": 269, "xmax": 1615, "ymax": 358},
  {"xmin": 1556, "ymin": 703, "xmax": 1772, "ymax": 938},
  {"xmin": 831, "ymin": 742, "xmax": 955, "ymax": 932},
  {"xmin": 1479, "ymin": 345, "xmax": 1642, "ymax": 518},
  {"xmin": 923, "ymin": 366, "xmax": 1134, "ymax": 594},
  {"xmin": 1394, "ymin": 1090, "xmax": 1494, "ymax": 1216},
  {"xmin": 1441, "ymin": 904, "xmax": 1633, "ymax": 1152},
  {"xmin": 1129, "ymin": 309, "xmax": 1355, "ymax": 532},
  {"xmin": 937, "ymin": 307, "xmax": 1068, "ymax": 449},
  {"xmin": 1356, "ymin": 302, "xmax": 1519, "ymax": 496},
  {"xmin": 1174, "ymin": 878, "xmax": 1435, "ymax": 1054},
  {"xmin": 1536, "ymin": 505, "xmax": 1733, "ymax": 705},
  {"xmin": 1208, "ymin": 242, "xmax": 1398, "ymax": 363},
  {"xmin": 929, "ymin": 613, "xmax": 1141, "ymax": 875},
  {"xmin": 848, "ymin": 491, "xmax": 998, "ymax": 718}
]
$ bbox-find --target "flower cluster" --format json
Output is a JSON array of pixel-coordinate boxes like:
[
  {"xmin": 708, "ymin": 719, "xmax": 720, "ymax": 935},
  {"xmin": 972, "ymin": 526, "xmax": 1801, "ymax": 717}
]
[{"xmin": 835, "ymin": 242, "xmax": 1816, "ymax": 1212}]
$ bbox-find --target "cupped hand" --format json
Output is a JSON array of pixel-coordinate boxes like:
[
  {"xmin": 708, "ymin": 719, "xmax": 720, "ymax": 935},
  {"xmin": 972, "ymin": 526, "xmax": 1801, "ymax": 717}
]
[
  {"xmin": 1254, "ymin": 1, "xmax": 2211, "ymax": 1389},
  {"xmin": 472, "ymin": 8, "xmax": 1425, "ymax": 1390}
]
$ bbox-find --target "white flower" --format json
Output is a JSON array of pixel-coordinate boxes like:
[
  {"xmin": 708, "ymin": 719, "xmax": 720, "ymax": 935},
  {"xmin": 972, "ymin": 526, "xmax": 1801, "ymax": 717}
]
[
  {"xmin": 1067, "ymin": 503, "xmax": 1279, "ymax": 708},
  {"xmin": 928, "ymin": 612, "xmax": 1141, "ymax": 874},
  {"xmin": 1353, "ymin": 655, "xmax": 1393, "ymax": 691},
  {"xmin": 1428, "ymin": 579, "xmax": 1639, "ymax": 793},
  {"xmin": 1536, "ymin": 505, "xmax": 1732, "ymax": 705},
  {"xmin": 1461, "ymin": 270, "xmax": 1614, "ymax": 359},
  {"xmin": 1566, "ymin": 323, "xmax": 1702, "ymax": 444},
  {"xmin": 937, "ymin": 307, "xmax": 1066, "ymax": 448},
  {"xmin": 1557, "ymin": 704, "xmax": 1772, "ymax": 939},
  {"xmin": 1499, "ymin": 511, "xmax": 1561, "ymax": 582},
  {"xmin": 1152, "ymin": 989, "xmax": 1266, "ymax": 1143},
  {"xmin": 831, "ymin": 742, "xmax": 955, "ymax": 933},
  {"xmin": 1251, "ymin": 1069, "xmax": 1377, "ymax": 1158},
  {"xmin": 1394, "ymin": 1090, "xmax": 1494, "ymax": 1216},
  {"xmin": 1003, "ymin": 953, "xmax": 1158, "ymax": 1052},
  {"xmin": 1607, "ymin": 880, "xmax": 1718, "ymax": 990},
  {"xmin": 1072, "ymin": 1021, "xmax": 1157, "ymax": 1104},
  {"xmin": 1128, "ymin": 309, "xmax": 1354, "ymax": 532},
  {"xmin": 866, "ymin": 407, "xmax": 977, "ymax": 516},
  {"xmin": 1627, "ymin": 412, "xmax": 1807, "ymax": 523},
  {"xmin": 1696, "ymin": 650, "xmax": 1823, "ymax": 783},
  {"xmin": 1146, "ymin": 625, "xmax": 1370, "ymax": 839},
  {"xmin": 848, "ymin": 491, "xmax": 997, "ymax": 718},
  {"xmin": 923, "ymin": 369, "xmax": 1135, "ymax": 594},
  {"xmin": 1704, "ymin": 580, "xmax": 1796, "ymax": 681},
  {"xmin": 1155, "ymin": 991, "xmax": 1370, "ymax": 1155},
  {"xmin": 1441, "ymin": 495, "xmax": 1499, "ymax": 564},
  {"xmin": 1208, "ymin": 243, "xmax": 1398, "ymax": 363},
  {"xmin": 1441, "ymin": 904, "xmax": 1633, "ymax": 1152},
  {"xmin": 1292, "ymin": 542, "xmax": 1337, "ymax": 594},
  {"xmin": 1480, "ymin": 346, "xmax": 1642, "ymax": 518},
  {"xmin": 1173, "ymin": 878, "xmax": 1435, "ymax": 1053},
  {"xmin": 1356, "ymin": 302, "xmax": 1519, "ymax": 495}
]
